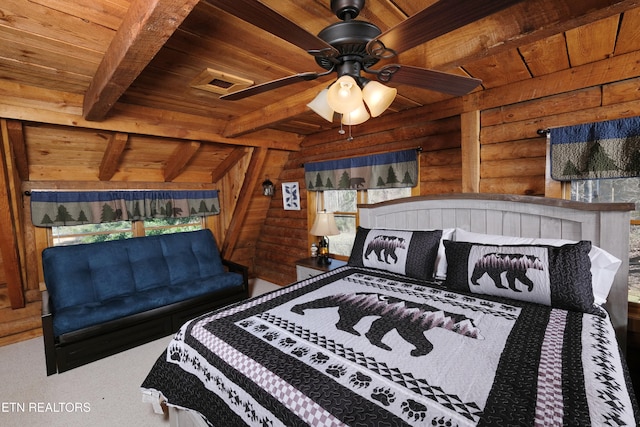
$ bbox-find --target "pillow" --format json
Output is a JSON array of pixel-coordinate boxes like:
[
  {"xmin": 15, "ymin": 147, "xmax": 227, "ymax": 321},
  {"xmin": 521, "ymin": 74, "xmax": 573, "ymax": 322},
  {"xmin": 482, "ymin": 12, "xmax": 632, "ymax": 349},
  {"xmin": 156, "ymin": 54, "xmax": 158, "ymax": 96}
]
[
  {"xmin": 443, "ymin": 240, "xmax": 603, "ymax": 315},
  {"xmin": 348, "ymin": 227, "xmax": 442, "ymax": 280},
  {"xmin": 454, "ymin": 229, "xmax": 621, "ymax": 306},
  {"xmin": 434, "ymin": 228, "xmax": 455, "ymax": 279}
]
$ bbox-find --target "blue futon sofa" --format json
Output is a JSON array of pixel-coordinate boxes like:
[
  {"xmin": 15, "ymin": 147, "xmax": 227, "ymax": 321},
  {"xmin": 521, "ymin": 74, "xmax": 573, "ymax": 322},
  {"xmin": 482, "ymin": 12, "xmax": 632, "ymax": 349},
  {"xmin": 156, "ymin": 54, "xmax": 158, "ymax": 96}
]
[{"xmin": 41, "ymin": 229, "xmax": 248, "ymax": 375}]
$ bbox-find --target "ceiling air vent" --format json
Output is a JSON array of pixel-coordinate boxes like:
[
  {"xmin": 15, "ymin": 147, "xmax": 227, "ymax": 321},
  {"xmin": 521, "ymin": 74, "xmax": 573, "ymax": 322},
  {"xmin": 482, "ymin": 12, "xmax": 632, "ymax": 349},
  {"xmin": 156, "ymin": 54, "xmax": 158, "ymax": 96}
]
[{"xmin": 190, "ymin": 69, "xmax": 253, "ymax": 96}]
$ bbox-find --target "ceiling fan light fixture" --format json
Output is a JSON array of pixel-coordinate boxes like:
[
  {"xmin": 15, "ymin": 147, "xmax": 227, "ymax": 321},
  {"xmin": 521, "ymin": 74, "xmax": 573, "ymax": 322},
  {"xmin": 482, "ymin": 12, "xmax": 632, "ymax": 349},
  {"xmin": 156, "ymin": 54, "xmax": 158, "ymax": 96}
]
[
  {"xmin": 341, "ymin": 101, "xmax": 369, "ymax": 125},
  {"xmin": 327, "ymin": 75, "xmax": 363, "ymax": 114},
  {"xmin": 307, "ymin": 89, "xmax": 334, "ymax": 122},
  {"xmin": 362, "ymin": 80, "xmax": 397, "ymax": 117}
]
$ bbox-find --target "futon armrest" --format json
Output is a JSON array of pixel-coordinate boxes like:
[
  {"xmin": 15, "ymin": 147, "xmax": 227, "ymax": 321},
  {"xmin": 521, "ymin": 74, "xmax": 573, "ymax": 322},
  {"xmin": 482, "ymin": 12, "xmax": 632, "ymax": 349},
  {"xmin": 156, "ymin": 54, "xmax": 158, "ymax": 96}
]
[
  {"xmin": 222, "ymin": 259, "xmax": 249, "ymax": 287},
  {"xmin": 41, "ymin": 289, "xmax": 57, "ymax": 375},
  {"xmin": 42, "ymin": 290, "xmax": 52, "ymax": 317}
]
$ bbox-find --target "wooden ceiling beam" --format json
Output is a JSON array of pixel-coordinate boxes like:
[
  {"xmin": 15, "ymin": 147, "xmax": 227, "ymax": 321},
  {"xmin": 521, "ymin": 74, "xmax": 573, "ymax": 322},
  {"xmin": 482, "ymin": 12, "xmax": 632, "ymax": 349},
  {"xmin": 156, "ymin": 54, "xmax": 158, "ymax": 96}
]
[
  {"xmin": 164, "ymin": 141, "xmax": 201, "ymax": 182},
  {"xmin": 99, "ymin": 132, "xmax": 128, "ymax": 181},
  {"xmin": 411, "ymin": 0, "xmax": 640, "ymax": 71},
  {"xmin": 0, "ymin": 119, "xmax": 25, "ymax": 309},
  {"xmin": 221, "ymin": 147, "xmax": 269, "ymax": 259},
  {"xmin": 83, "ymin": 0, "xmax": 200, "ymax": 121},
  {"xmin": 467, "ymin": 49, "xmax": 640, "ymax": 116},
  {"xmin": 211, "ymin": 147, "xmax": 248, "ymax": 183},
  {"xmin": 0, "ymin": 81, "xmax": 302, "ymax": 151},
  {"xmin": 5, "ymin": 121, "xmax": 29, "ymax": 181},
  {"xmin": 222, "ymin": 82, "xmax": 330, "ymax": 138}
]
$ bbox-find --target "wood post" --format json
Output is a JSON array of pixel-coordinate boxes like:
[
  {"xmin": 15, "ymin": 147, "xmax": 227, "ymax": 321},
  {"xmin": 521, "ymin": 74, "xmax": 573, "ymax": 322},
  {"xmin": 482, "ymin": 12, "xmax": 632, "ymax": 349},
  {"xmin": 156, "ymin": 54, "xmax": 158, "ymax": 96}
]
[{"xmin": 0, "ymin": 120, "xmax": 25, "ymax": 308}]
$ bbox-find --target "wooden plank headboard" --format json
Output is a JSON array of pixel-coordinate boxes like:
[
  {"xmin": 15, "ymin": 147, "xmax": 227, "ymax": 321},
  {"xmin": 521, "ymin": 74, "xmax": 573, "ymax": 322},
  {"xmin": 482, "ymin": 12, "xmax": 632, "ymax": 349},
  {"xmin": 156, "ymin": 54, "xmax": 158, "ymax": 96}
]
[{"xmin": 358, "ymin": 193, "xmax": 634, "ymax": 348}]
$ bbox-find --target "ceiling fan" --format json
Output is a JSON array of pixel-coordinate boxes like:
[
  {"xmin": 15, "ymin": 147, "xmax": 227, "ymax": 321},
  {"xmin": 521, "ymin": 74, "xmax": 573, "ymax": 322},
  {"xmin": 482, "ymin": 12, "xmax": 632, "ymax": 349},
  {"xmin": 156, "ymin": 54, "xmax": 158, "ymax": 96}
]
[{"xmin": 215, "ymin": 0, "xmax": 524, "ymax": 120}]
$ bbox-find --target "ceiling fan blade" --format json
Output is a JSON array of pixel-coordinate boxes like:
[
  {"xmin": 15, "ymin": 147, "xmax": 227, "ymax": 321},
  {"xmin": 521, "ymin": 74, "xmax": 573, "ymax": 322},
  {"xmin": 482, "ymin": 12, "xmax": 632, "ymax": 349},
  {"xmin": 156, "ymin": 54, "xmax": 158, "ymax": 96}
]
[
  {"xmin": 378, "ymin": 65, "xmax": 481, "ymax": 96},
  {"xmin": 220, "ymin": 72, "xmax": 320, "ymax": 100},
  {"xmin": 368, "ymin": 0, "xmax": 526, "ymax": 57},
  {"xmin": 209, "ymin": 0, "xmax": 338, "ymax": 59}
]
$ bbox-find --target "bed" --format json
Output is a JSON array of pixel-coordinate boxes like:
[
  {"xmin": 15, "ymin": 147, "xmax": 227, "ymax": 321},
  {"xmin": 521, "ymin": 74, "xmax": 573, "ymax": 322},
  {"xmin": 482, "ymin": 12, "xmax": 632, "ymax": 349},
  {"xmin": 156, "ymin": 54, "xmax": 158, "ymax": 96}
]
[{"xmin": 141, "ymin": 194, "xmax": 639, "ymax": 426}]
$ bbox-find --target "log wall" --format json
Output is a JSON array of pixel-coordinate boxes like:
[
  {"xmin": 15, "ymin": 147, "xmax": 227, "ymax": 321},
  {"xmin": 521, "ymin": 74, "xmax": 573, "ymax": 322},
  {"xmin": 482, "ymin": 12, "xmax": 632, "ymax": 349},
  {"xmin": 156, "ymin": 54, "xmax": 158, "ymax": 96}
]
[{"xmin": 254, "ymin": 76, "xmax": 640, "ymax": 286}]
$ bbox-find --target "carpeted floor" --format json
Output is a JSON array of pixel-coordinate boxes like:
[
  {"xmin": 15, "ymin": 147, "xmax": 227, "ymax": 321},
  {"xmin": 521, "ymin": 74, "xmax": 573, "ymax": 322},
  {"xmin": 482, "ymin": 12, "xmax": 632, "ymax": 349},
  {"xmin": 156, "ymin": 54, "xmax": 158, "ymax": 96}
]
[{"xmin": 0, "ymin": 278, "xmax": 279, "ymax": 427}]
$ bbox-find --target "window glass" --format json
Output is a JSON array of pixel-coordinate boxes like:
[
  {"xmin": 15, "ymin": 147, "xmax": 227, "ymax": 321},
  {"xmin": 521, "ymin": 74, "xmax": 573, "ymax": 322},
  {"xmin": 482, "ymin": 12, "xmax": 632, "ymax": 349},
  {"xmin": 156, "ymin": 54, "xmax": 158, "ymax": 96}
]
[
  {"xmin": 322, "ymin": 190, "xmax": 356, "ymax": 257},
  {"xmin": 52, "ymin": 217, "xmax": 204, "ymax": 246},
  {"xmin": 52, "ymin": 221, "xmax": 133, "ymax": 246},
  {"xmin": 367, "ymin": 187, "xmax": 412, "ymax": 204},
  {"xmin": 571, "ymin": 178, "xmax": 640, "ymax": 302},
  {"xmin": 143, "ymin": 217, "xmax": 203, "ymax": 236},
  {"xmin": 571, "ymin": 179, "xmax": 640, "ymax": 220},
  {"xmin": 328, "ymin": 214, "xmax": 355, "ymax": 257},
  {"xmin": 320, "ymin": 187, "xmax": 413, "ymax": 258},
  {"xmin": 323, "ymin": 190, "xmax": 357, "ymax": 213}
]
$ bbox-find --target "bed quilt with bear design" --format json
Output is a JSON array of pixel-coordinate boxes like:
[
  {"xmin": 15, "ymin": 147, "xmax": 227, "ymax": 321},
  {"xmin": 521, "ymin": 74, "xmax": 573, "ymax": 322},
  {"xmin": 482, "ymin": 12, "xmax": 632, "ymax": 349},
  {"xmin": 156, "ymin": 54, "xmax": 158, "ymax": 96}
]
[{"xmin": 141, "ymin": 266, "xmax": 638, "ymax": 426}]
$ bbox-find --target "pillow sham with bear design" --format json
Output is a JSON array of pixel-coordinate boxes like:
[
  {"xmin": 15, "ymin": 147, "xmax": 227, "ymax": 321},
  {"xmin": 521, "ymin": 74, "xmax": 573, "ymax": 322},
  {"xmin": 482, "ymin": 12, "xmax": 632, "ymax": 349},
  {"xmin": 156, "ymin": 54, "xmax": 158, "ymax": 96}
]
[
  {"xmin": 348, "ymin": 227, "xmax": 442, "ymax": 280},
  {"xmin": 443, "ymin": 239, "xmax": 603, "ymax": 316},
  {"xmin": 453, "ymin": 229, "xmax": 621, "ymax": 306}
]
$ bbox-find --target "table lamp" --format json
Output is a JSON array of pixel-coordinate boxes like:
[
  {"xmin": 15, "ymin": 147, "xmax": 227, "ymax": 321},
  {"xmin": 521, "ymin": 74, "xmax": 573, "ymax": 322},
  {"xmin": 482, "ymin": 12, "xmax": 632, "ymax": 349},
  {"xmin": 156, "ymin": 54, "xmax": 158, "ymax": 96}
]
[{"xmin": 310, "ymin": 210, "xmax": 340, "ymax": 265}]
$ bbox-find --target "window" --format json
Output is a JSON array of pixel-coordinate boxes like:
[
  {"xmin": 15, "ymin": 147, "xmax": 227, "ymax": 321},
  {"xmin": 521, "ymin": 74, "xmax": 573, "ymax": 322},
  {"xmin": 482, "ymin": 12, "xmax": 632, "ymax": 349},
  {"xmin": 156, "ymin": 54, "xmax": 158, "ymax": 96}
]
[
  {"xmin": 367, "ymin": 188, "xmax": 412, "ymax": 204},
  {"xmin": 51, "ymin": 221, "xmax": 133, "ymax": 246},
  {"xmin": 321, "ymin": 190, "xmax": 357, "ymax": 258},
  {"xmin": 571, "ymin": 178, "xmax": 640, "ymax": 302},
  {"xmin": 143, "ymin": 217, "xmax": 203, "ymax": 236},
  {"xmin": 51, "ymin": 217, "xmax": 204, "ymax": 246},
  {"xmin": 318, "ymin": 187, "xmax": 412, "ymax": 258}
]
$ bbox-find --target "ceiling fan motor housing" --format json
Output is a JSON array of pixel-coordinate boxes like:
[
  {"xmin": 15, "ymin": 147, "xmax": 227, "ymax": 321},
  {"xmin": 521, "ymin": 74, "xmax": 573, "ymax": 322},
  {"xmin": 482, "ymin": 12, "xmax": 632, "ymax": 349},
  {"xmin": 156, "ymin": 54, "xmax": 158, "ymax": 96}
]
[
  {"xmin": 315, "ymin": 20, "xmax": 381, "ymax": 71},
  {"xmin": 331, "ymin": 0, "xmax": 364, "ymax": 20}
]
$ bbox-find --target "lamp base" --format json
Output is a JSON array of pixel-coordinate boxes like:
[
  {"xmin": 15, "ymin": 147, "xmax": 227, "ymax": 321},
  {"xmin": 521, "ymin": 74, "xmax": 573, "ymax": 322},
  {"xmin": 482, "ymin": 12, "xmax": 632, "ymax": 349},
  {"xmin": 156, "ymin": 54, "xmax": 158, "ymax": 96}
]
[{"xmin": 316, "ymin": 255, "xmax": 332, "ymax": 265}]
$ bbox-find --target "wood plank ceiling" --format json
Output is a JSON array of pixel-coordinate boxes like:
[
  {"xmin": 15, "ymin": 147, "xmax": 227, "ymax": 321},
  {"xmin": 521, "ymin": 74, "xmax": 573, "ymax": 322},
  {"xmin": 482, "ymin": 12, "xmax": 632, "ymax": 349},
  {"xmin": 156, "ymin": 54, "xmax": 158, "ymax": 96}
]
[{"xmin": 1, "ymin": 0, "xmax": 640, "ymax": 168}]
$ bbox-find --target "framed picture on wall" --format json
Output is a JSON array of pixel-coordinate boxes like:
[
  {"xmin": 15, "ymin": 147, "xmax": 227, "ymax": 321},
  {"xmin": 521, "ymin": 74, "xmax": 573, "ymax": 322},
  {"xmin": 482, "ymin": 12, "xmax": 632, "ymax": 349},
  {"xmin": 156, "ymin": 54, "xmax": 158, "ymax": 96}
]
[{"xmin": 282, "ymin": 182, "xmax": 300, "ymax": 210}]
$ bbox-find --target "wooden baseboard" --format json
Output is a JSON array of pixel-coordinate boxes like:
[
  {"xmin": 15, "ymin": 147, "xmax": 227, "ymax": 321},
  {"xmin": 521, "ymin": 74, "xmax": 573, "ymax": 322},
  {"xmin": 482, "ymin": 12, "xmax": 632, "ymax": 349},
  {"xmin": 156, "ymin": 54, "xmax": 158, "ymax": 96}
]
[{"xmin": 0, "ymin": 328, "xmax": 42, "ymax": 347}]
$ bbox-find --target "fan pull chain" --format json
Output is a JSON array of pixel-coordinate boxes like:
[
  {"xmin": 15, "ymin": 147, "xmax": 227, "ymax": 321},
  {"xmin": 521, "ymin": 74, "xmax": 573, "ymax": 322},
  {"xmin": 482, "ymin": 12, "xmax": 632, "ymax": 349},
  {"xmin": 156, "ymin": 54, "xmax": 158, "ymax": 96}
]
[{"xmin": 337, "ymin": 115, "xmax": 354, "ymax": 140}]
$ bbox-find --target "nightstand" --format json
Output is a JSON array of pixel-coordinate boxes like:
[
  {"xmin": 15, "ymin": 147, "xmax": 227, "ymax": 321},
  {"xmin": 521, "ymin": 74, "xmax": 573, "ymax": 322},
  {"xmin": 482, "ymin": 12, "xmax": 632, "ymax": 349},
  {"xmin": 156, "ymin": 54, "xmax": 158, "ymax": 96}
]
[{"xmin": 295, "ymin": 257, "xmax": 347, "ymax": 281}]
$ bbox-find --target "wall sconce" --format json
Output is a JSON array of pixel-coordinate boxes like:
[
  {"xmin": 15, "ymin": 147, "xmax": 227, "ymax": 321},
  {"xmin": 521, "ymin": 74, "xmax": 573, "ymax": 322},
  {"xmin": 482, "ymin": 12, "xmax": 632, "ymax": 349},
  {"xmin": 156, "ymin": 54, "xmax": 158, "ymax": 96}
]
[
  {"xmin": 310, "ymin": 210, "xmax": 340, "ymax": 265},
  {"xmin": 262, "ymin": 178, "xmax": 274, "ymax": 196}
]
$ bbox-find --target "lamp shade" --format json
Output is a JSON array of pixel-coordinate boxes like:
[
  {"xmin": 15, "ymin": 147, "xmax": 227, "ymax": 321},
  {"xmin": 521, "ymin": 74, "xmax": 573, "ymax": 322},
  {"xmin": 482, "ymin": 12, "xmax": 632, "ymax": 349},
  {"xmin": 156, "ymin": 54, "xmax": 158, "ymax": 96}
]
[
  {"xmin": 341, "ymin": 102, "xmax": 370, "ymax": 125},
  {"xmin": 327, "ymin": 75, "xmax": 363, "ymax": 114},
  {"xmin": 306, "ymin": 89, "xmax": 334, "ymax": 122},
  {"xmin": 362, "ymin": 80, "xmax": 397, "ymax": 117},
  {"xmin": 310, "ymin": 211, "xmax": 340, "ymax": 237}
]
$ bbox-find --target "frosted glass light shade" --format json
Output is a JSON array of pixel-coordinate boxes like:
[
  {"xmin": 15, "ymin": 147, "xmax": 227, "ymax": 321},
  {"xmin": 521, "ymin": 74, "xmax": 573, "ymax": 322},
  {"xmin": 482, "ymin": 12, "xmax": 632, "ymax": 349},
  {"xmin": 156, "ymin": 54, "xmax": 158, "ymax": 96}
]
[
  {"xmin": 327, "ymin": 75, "xmax": 363, "ymax": 114},
  {"xmin": 306, "ymin": 89, "xmax": 334, "ymax": 122},
  {"xmin": 341, "ymin": 102, "xmax": 370, "ymax": 125},
  {"xmin": 362, "ymin": 80, "xmax": 397, "ymax": 117}
]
